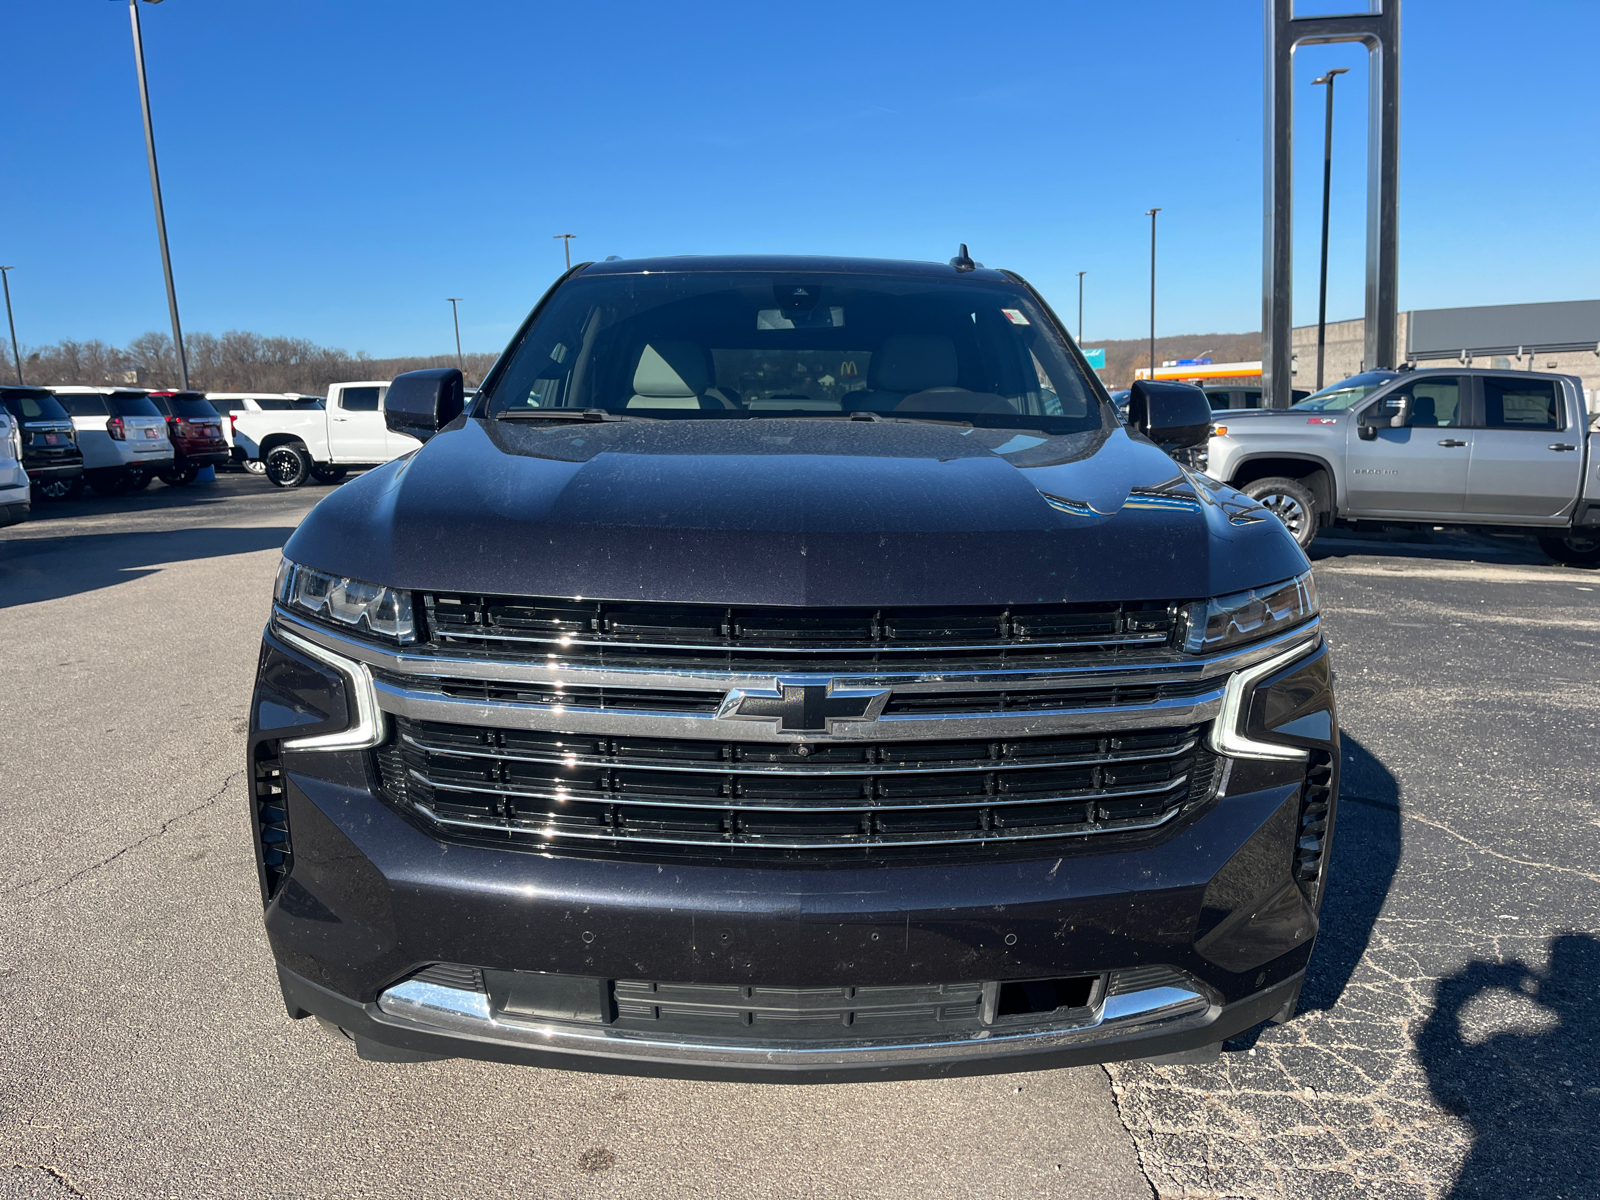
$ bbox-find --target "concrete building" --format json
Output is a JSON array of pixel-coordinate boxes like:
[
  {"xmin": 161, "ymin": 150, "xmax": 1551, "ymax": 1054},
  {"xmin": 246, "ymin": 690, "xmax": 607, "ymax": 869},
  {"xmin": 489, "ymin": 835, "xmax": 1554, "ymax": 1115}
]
[{"xmin": 1293, "ymin": 299, "xmax": 1600, "ymax": 403}]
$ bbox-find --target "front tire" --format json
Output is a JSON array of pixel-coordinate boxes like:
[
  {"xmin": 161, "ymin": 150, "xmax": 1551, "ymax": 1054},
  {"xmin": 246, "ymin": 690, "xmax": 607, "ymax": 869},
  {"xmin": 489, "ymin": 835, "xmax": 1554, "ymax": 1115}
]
[
  {"xmin": 1242, "ymin": 476, "xmax": 1318, "ymax": 549},
  {"xmin": 158, "ymin": 465, "xmax": 199, "ymax": 487},
  {"xmin": 309, "ymin": 463, "xmax": 348, "ymax": 484},
  {"xmin": 1537, "ymin": 533, "xmax": 1600, "ymax": 567},
  {"xmin": 122, "ymin": 469, "xmax": 153, "ymax": 492},
  {"xmin": 243, "ymin": 458, "xmax": 266, "ymax": 475},
  {"xmin": 264, "ymin": 444, "xmax": 311, "ymax": 488}
]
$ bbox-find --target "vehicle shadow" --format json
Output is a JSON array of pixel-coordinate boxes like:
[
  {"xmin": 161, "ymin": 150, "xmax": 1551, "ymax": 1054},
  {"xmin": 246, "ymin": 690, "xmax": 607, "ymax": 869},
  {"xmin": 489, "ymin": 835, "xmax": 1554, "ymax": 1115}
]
[
  {"xmin": 1225, "ymin": 734, "xmax": 1401, "ymax": 1049},
  {"xmin": 0, "ymin": 525, "xmax": 297, "ymax": 608},
  {"xmin": 1420, "ymin": 933, "xmax": 1600, "ymax": 1198},
  {"xmin": 1308, "ymin": 526, "xmax": 1552, "ymax": 567}
]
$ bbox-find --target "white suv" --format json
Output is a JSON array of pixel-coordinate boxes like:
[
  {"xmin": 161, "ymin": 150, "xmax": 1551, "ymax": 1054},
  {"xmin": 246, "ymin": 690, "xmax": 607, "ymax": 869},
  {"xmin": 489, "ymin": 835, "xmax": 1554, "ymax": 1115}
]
[
  {"xmin": 52, "ymin": 387, "xmax": 175, "ymax": 494},
  {"xmin": 207, "ymin": 393, "xmax": 324, "ymax": 474},
  {"xmin": 0, "ymin": 407, "xmax": 28, "ymax": 527}
]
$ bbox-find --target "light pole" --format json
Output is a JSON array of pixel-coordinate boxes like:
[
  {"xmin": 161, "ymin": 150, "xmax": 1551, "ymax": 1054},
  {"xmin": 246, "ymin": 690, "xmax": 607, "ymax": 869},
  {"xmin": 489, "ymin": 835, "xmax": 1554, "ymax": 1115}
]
[
  {"xmin": 121, "ymin": 0, "xmax": 189, "ymax": 390},
  {"xmin": 1145, "ymin": 209, "xmax": 1160, "ymax": 384},
  {"xmin": 446, "ymin": 298, "xmax": 464, "ymax": 372},
  {"xmin": 1076, "ymin": 270, "xmax": 1087, "ymax": 343},
  {"xmin": 553, "ymin": 233, "xmax": 575, "ymax": 271},
  {"xmin": 0, "ymin": 267, "xmax": 21, "ymax": 385},
  {"xmin": 1311, "ymin": 67, "xmax": 1348, "ymax": 391}
]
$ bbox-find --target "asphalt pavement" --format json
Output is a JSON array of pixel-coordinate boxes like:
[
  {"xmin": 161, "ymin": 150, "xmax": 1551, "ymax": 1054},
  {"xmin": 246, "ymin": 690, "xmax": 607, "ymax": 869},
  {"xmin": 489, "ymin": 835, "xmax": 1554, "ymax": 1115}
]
[{"xmin": 2, "ymin": 478, "xmax": 1596, "ymax": 1199}]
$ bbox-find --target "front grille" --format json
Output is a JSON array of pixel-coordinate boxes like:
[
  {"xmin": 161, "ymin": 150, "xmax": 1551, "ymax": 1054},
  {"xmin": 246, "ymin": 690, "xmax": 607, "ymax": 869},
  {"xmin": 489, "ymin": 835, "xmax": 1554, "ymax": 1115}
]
[
  {"xmin": 420, "ymin": 593, "xmax": 1185, "ymax": 672},
  {"xmin": 374, "ymin": 717, "xmax": 1219, "ymax": 857}
]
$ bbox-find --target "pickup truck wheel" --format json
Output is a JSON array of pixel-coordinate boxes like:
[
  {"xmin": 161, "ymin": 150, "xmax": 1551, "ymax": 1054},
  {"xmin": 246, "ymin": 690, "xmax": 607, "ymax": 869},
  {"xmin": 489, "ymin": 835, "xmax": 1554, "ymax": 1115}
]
[
  {"xmin": 157, "ymin": 465, "xmax": 199, "ymax": 487},
  {"xmin": 309, "ymin": 463, "xmax": 348, "ymax": 484},
  {"xmin": 243, "ymin": 458, "xmax": 266, "ymax": 475},
  {"xmin": 122, "ymin": 469, "xmax": 153, "ymax": 492},
  {"xmin": 264, "ymin": 445, "xmax": 311, "ymax": 488},
  {"xmin": 1537, "ymin": 534, "xmax": 1600, "ymax": 568},
  {"xmin": 1242, "ymin": 477, "xmax": 1318, "ymax": 548}
]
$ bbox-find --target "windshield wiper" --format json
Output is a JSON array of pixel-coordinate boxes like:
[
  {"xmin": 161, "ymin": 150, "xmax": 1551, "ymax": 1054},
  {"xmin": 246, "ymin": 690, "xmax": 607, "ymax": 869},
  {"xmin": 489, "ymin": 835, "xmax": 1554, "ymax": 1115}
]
[{"xmin": 495, "ymin": 408, "xmax": 637, "ymax": 423}]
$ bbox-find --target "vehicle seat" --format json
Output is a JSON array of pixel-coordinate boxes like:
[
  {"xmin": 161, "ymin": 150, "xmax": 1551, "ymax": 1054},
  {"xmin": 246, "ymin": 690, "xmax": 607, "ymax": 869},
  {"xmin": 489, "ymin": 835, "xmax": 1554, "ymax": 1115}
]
[
  {"xmin": 1409, "ymin": 396, "xmax": 1438, "ymax": 426},
  {"xmin": 850, "ymin": 335, "xmax": 960, "ymax": 412},
  {"xmin": 627, "ymin": 342, "xmax": 726, "ymax": 410}
]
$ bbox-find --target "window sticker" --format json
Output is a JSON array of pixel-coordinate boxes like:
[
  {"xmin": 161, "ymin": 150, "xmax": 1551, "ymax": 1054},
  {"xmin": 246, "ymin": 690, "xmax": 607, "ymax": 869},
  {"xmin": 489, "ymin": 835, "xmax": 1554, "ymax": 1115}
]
[{"xmin": 1000, "ymin": 308, "xmax": 1030, "ymax": 326}]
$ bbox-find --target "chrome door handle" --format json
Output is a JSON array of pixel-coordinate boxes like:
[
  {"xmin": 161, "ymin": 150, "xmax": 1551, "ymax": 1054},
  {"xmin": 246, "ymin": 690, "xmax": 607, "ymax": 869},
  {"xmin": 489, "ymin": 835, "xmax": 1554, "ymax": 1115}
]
[
  {"xmin": 1437, "ymin": 438, "xmax": 1467, "ymax": 447},
  {"xmin": 1549, "ymin": 443, "xmax": 1576, "ymax": 451}
]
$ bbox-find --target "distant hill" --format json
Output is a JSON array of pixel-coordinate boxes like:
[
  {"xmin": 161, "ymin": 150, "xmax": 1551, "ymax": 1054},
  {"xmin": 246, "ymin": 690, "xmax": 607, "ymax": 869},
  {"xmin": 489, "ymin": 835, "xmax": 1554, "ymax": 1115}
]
[{"xmin": 1090, "ymin": 331, "xmax": 1262, "ymax": 387}]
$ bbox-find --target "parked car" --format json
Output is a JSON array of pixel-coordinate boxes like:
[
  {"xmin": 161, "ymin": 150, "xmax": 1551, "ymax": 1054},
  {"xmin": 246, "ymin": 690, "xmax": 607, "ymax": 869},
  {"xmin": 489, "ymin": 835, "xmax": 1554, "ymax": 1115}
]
[
  {"xmin": 145, "ymin": 391, "xmax": 230, "ymax": 485},
  {"xmin": 1202, "ymin": 385, "xmax": 1311, "ymax": 411},
  {"xmin": 231, "ymin": 381, "xmax": 407, "ymax": 487},
  {"xmin": 1207, "ymin": 367, "xmax": 1600, "ymax": 562},
  {"xmin": 207, "ymin": 393, "xmax": 326, "ymax": 473},
  {"xmin": 0, "ymin": 386, "xmax": 84, "ymax": 500},
  {"xmin": 51, "ymin": 387, "xmax": 175, "ymax": 494},
  {"xmin": 0, "ymin": 405, "xmax": 29, "ymax": 526},
  {"xmin": 251, "ymin": 254, "xmax": 1336, "ymax": 1079}
]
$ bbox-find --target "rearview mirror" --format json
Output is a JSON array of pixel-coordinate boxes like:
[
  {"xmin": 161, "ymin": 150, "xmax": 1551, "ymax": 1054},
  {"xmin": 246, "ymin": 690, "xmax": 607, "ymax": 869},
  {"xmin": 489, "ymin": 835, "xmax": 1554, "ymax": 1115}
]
[
  {"xmin": 384, "ymin": 368, "xmax": 465, "ymax": 442},
  {"xmin": 1126, "ymin": 381, "xmax": 1212, "ymax": 449},
  {"xmin": 1358, "ymin": 394, "xmax": 1409, "ymax": 435}
]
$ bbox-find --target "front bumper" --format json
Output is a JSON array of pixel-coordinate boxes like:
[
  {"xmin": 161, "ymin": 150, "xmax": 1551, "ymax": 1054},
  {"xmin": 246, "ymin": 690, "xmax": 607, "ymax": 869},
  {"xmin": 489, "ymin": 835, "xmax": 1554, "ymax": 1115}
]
[{"xmin": 250, "ymin": 622, "xmax": 1338, "ymax": 1081}]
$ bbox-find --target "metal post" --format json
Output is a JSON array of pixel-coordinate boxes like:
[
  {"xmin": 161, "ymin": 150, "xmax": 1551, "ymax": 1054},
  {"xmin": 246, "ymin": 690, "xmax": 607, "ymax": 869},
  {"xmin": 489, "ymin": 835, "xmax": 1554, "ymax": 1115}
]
[
  {"xmin": 553, "ymin": 234, "xmax": 575, "ymax": 271},
  {"xmin": 447, "ymin": 298, "xmax": 464, "ymax": 371},
  {"xmin": 1263, "ymin": 0, "xmax": 1399, "ymax": 406},
  {"xmin": 1076, "ymin": 270, "xmax": 1087, "ymax": 343},
  {"xmin": 1313, "ymin": 68, "xmax": 1348, "ymax": 391},
  {"xmin": 126, "ymin": 0, "xmax": 189, "ymax": 390},
  {"xmin": 0, "ymin": 267, "xmax": 22, "ymax": 385},
  {"xmin": 1146, "ymin": 210, "xmax": 1160, "ymax": 383}
]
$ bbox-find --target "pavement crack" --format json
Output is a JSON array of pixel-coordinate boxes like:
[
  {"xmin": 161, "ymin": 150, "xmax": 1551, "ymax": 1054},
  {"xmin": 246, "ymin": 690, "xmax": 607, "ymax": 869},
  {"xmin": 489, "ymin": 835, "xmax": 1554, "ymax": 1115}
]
[
  {"xmin": 4, "ymin": 1164, "xmax": 85, "ymax": 1197},
  {"xmin": 5, "ymin": 770, "xmax": 245, "ymax": 902},
  {"xmin": 1102, "ymin": 1065, "xmax": 1161, "ymax": 1199},
  {"xmin": 1404, "ymin": 809, "xmax": 1600, "ymax": 883}
]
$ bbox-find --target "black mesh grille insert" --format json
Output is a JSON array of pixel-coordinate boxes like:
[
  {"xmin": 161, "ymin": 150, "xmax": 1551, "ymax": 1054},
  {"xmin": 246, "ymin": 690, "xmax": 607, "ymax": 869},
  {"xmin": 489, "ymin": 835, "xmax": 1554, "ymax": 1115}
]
[
  {"xmin": 419, "ymin": 594, "xmax": 1186, "ymax": 672},
  {"xmin": 374, "ymin": 718, "xmax": 1219, "ymax": 857}
]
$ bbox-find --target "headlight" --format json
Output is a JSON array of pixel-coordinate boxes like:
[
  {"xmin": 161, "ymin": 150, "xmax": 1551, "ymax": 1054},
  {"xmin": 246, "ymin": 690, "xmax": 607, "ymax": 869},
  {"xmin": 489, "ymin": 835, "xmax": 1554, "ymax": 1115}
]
[
  {"xmin": 274, "ymin": 559, "xmax": 416, "ymax": 644},
  {"xmin": 1183, "ymin": 572, "xmax": 1317, "ymax": 654}
]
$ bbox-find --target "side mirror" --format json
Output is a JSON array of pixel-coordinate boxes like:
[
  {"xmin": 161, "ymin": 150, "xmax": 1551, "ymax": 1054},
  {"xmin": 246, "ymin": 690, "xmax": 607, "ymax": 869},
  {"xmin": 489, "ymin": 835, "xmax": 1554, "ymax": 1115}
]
[
  {"xmin": 1126, "ymin": 380, "xmax": 1212, "ymax": 449},
  {"xmin": 384, "ymin": 368, "xmax": 465, "ymax": 442},
  {"xmin": 1358, "ymin": 395, "xmax": 1408, "ymax": 437}
]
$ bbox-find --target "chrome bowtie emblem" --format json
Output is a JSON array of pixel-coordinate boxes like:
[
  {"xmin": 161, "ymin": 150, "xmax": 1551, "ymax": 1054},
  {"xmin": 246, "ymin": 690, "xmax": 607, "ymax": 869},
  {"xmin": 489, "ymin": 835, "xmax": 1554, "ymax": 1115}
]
[{"xmin": 718, "ymin": 679, "xmax": 891, "ymax": 733}]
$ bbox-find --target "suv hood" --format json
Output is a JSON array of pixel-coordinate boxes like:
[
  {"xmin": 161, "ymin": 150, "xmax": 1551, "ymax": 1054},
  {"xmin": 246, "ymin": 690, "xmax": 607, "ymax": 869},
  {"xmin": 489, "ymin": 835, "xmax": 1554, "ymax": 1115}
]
[{"xmin": 286, "ymin": 417, "xmax": 1306, "ymax": 607}]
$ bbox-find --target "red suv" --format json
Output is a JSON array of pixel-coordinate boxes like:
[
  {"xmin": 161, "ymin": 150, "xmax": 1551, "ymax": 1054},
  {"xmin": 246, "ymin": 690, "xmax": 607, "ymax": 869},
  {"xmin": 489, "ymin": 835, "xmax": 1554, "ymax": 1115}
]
[{"xmin": 148, "ymin": 392, "xmax": 230, "ymax": 486}]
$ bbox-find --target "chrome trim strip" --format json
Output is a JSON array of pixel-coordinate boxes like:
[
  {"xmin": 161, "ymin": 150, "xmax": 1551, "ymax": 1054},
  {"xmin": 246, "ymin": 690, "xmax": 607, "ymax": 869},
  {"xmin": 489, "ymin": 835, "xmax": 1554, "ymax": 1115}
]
[
  {"xmin": 406, "ymin": 798, "xmax": 1183, "ymax": 849},
  {"xmin": 274, "ymin": 609, "xmax": 1321, "ymax": 693},
  {"xmin": 372, "ymin": 679, "xmax": 1224, "ymax": 742},
  {"xmin": 399, "ymin": 730, "xmax": 1199, "ymax": 775},
  {"xmin": 375, "ymin": 978, "xmax": 1213, "ymax": 1067},
  {"xmin": 430, "ymin": 628, "xmax": 1173, "ymax": 654},
  {"xmin": 404, "ymin": 765, "xmax": 1189, "ymax": 814},
  {"xmin": 274, "ymin": 626, "xmax": 387, "ymax": 752}
]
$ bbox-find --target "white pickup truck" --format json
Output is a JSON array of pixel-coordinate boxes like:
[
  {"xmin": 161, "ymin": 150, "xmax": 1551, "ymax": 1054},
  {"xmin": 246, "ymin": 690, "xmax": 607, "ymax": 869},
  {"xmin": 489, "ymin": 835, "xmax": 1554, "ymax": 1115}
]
[{"xmin": 230, "ymin": 380, "xmax": 421, "ymax": 487}]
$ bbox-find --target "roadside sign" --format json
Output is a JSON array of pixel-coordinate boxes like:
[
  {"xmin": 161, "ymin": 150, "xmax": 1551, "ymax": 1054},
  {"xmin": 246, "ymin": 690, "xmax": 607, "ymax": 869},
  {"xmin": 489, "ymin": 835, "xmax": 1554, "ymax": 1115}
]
[{"xmin": 1082, "ymin": 348, "xmax": 1106, "ymax": 369}]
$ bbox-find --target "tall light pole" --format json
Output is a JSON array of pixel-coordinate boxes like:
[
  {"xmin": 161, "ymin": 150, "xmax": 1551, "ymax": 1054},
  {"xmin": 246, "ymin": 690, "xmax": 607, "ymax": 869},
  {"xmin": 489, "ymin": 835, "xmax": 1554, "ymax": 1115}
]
[
  {"xmin": 0, "ymin": 267, "xmax": 22, "ymax": 385},
  {"xmin": 1311, "ymin": 68, "xmax": 1348, "ymax": 392},
  {"xmin": 122, "ymin": 0, "xmax": 189, "ymax": 390},
  {"xmin": 553, "ymin": 233, "xmax": 575, "ymax": 271},
  {"xmin": 446, "ymin": 298, "xmax": 464, "ymax": 372},
  {"xmin": 1076, "ymin": 270, "xmax": 1087, "ymax": 343},
  {"xmin": 1145, "ymin": 209, "xmax": 1161, "ymax": 384}
]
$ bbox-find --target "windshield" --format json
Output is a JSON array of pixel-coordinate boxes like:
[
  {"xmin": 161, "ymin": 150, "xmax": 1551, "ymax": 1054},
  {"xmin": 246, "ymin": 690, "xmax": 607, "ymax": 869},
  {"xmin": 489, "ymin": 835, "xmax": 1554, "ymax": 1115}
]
[
  {"xmin": 482, "ymin": 271, "xmax": 1104, "ymax": 433},
  {"xmin": 1, "ymin": 391, "xmax": 69, "ymax": 422},
  {"xmin": 107, "ymin": 392, "xmax": 162, "ymax": 418},
  {"xmin": 1292, "ymin": 373, "xmax": 1397, "ymax": 411}
]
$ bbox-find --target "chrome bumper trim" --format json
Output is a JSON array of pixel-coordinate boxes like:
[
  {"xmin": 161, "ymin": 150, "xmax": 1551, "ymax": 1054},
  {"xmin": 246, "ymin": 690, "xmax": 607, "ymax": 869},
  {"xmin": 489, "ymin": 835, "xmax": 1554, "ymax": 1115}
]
[{"xmin": 376, "ymin": 978, "xmax": 1215, "ymax": 1069}]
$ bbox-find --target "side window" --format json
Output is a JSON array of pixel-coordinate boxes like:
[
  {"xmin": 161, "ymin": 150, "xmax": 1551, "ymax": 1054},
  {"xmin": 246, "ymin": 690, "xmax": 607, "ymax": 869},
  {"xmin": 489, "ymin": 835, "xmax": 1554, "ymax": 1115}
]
[
  {"xmin": 1399, "ymin": 378, "xmax": 1462, "ymax": 428},
  {"xmin": 59, "ymin": 394, "xmax": 109, "ymax": 417},
  {"xmin": 340, "ymin": 387, "xmax": 381, "ymax": 412},
  {"xmin": 1482, "ymin": 377, "xmax": 1561, "ymax": 431}
]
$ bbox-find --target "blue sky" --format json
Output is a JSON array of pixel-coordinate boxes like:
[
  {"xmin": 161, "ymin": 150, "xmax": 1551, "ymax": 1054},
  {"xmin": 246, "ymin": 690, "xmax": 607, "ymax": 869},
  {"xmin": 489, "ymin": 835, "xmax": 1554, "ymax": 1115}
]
[{"xmin": 3, "ymin": 1, "xmax": 1596, "ymax": 358}]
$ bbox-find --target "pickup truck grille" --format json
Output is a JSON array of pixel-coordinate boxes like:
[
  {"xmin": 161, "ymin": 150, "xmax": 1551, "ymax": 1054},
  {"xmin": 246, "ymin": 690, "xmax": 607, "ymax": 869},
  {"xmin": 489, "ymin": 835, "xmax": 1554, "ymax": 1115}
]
[
  {"xmin": 374, "ymin": 717, "xmax": 1217, "ymax": 857},
  {"xmin": 420, "ymin": 594, "xmax": 1184, "ymax": 672}
]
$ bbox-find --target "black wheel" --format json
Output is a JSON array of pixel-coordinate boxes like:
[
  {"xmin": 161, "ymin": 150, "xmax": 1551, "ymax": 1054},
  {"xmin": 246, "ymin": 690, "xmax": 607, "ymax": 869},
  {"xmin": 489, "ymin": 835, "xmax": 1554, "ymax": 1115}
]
[
  {"xmin": 1242, "ymin": 476, "xmax": 1318, "ymax": 549},
  {"xmin": 158, "ymin": 465, "xmax": 200, "ymax": 487},
  {"xmin": 264, "ymin": 444, "xmax": 311, "ymax": 488},
  {"xmin": 84, "ymin": 470, "xmax": 123, "ymax": 497},
  {"xmin": 122, "ymin": 469, "xmax": 153, "ymax": 492},
  {"xmin": 309, "ymin": 463, "xmax": 348, "ymax": 484},
  {"xmin": 35, "ymin": 475, "xmax": 84, "ymax": 501},
  {"xmin": 243, "ymin": 458, "xmax": 266, "ymax": 476},
  {"xmin": 1537, "ymin": 534, "xmax": 1600, "ymax": 567}
]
